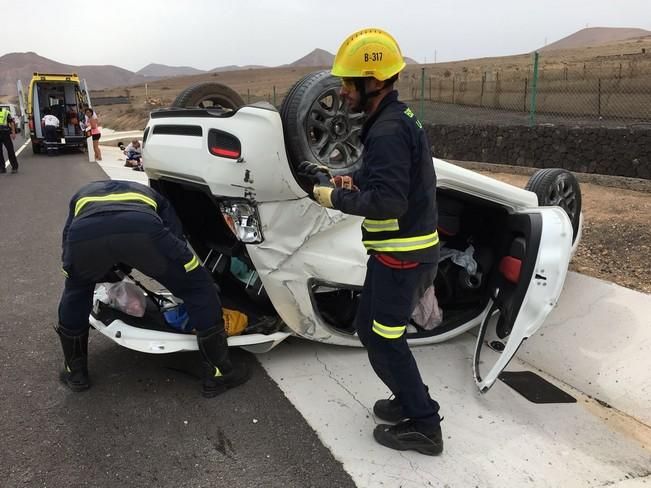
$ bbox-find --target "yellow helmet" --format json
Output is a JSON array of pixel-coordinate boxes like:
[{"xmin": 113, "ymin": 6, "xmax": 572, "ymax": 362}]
[{"xmin": 331, "ymin": 28, "xmax": 406, "ymax": 81}]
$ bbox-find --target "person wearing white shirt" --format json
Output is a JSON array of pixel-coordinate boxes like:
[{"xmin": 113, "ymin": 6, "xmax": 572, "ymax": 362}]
[{"xmin": 42, "ymin": 108, "xmax": 60, "ymax": 156}]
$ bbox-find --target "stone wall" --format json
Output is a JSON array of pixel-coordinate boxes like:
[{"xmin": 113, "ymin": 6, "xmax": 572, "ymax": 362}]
[{"xmin": 426, "ymin": 124, "xmax": 651, "ymax": 179}]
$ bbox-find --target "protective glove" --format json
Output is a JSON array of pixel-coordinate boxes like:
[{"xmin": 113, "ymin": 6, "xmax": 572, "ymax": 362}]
[
  {"xmin": 332, "ymin": 175, "xmax": 359, "ymax": 191},
  {"xmin": 313, "ymin": 186, "xmax": 334, "ymax": 208},
  {"xmin": 296, "ymin": 161, "xmax": 332, "ymax": 186}
]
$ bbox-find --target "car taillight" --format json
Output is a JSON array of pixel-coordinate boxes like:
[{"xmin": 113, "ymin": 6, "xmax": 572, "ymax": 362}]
[
  {"xmin": 208, "ymin": 129, "xmax": 241, "ymax": 160},
  {"xmin": 219, "ymin": 201, "xmax": 263, "ymax": 243},
  {"xmin": 210, "ymin": 146, "xmax": 240, "ymax": 158}
]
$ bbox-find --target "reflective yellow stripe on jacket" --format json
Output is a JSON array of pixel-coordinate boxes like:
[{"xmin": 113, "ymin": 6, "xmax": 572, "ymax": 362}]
[
  {"xmin": 74, "ymin": 192, "xmax": 158, "ymax": 217},
  {"xmin": 363, "ymin": 231, "xmax": 439, "ymax": 253},
  {"xmin": 362, "ymin": 218, "xmax": 399, "ymax": 233},
  {"xmin": 372, "ymin": 320, "xmax": 406, "ymax": 339},
  {"xmin": 0, "ymin": 109, "xmax": 8, "ymax": 126},
  {"xmin": 184, "ymin": 255, "xmax": 200, "ymax": 272}
]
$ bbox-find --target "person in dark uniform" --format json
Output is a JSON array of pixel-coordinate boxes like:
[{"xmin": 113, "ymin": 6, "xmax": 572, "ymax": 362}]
[
  {"xmin": 0, "ymin": 106, "xmax": 18, "ymax": 173},
  {"xmin": 298, "ymin": 28, "xmax": 443, "ymax": 456},
  {"xmin": 57, "ymin": 180, "xmax": 249, "ymax": 397}
]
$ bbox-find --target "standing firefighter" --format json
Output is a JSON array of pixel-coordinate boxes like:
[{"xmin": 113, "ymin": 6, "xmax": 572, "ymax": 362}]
[
  {"xmin": 298, "ymin": 28, "xmax": 443, "ymax": 455},
  {"xmin": 57, "ymin": 180, "xmax": 250, "ymax": 396},
  {"xmin": 0, "ymin": 106, "xmax": 19, "ymax": 173}
]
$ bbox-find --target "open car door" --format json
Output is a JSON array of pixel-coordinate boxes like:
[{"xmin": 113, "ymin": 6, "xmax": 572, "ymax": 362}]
[
  {"xmin": 473, "ymin": 207, "xmax": 573, "ymax": 392},
  {"xmin": 81, "ymin": 79, "xmax": 92, "ymax": 108},
  {"xmin": 16, "ymin": 80, "xmax": 27, "ymax": 131}
]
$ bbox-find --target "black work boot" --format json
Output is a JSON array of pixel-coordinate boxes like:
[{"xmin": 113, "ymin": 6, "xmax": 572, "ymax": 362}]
[
  {"xmin": 55, "ymin": 325, "xmax": 90, "ymax": 392},
  {"xmin": 373, "ymin": 396, "xmax": 405, "ymax": 423},
  {"xmin": 374, "ymin": 386, "xmax": 432, "ymax": 423},
  {"xmin": 196, "ymin": 326, "xmax": 250, "ymax": 398},
  {"xmin": 373, "ymin": 420, "xmax": 444, "ymax": 456}
]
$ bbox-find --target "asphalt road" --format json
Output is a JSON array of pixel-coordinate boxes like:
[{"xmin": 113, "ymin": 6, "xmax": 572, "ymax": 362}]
[{"xmin": 0, "ymin": 143, "xmax": 355, "ymax": 488}]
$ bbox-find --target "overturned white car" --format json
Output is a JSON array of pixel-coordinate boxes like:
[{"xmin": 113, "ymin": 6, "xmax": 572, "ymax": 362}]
[{"xmin": 90, "ymin": 71, "xmax": 582, "ymax": 392}]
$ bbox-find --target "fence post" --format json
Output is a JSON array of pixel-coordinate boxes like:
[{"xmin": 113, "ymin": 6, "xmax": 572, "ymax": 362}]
[
  {"xmin": 523, "ymin": 77, "xmax": 528, "ymax": 112},
  {"xmin": 419, "ymin": 67, "xmax": 425, "ymax": 120},
  {"xmin": 452, "ymin": 77, "xmax": 456, "ymax": 104},
  {"xmin": 480, "ymin": 72, "xmax": 485, "ymax": 108},
  {"xmin": 429, "ymin": 77, "xmax": 432, "ymax": 101},
  {"xmin": 598, "ymin": 78, "xmax": 602, "ymax": 117},
  {"xmin": 529, "ymin": 51, "xmax": 540, "ymax": 127},
  {"xmin": 247, "ymin": 89, "xmax": 250, "ymax": 104},
  {"xmin": 273, "ymin": 86, "xmax": 276, "ymax": 106}
]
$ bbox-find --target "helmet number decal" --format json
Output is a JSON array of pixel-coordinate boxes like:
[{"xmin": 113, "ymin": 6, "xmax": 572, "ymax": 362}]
[{"xmin": 364, "ymin": 52, "xmax": 383, "ymax": 62}]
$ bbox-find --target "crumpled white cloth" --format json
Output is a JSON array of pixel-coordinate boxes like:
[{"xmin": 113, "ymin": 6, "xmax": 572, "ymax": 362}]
[
  {"xmin": 439, "ymin": 244, "xmax": 478, "ymax": 275},
  {"xmin": 411, "ymin": 285, "xmax": 443, "ymax": 330}
]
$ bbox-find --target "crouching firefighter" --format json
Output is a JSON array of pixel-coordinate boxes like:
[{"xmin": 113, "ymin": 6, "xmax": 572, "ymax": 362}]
[
  {"xmin": 297, "ymin": 28, "xmax": 443, "ymax": 456},
  {"xmin": 57, "ymin": 180, "xmax": 250, "ymax": 397}
]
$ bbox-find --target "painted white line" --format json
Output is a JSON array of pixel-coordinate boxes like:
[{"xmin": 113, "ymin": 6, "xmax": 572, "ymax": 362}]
[
  {"xmin": 260, "ymin": 333, "xmax": 651, "ymax": 487},
  {"xmin": 519, "ymin": 272, "xmax": 651, "ymax": 426},
  {"xmin": 4, "ymin": 138, "xmax": 30, "ymax": 168}
]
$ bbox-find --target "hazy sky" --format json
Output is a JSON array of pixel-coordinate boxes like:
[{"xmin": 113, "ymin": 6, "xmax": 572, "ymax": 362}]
[{"xmin": 3, "ymin": 0, "xmax": 651, "ymax": 72}]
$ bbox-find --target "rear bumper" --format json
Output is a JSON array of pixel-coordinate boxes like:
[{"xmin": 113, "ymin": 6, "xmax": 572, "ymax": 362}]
[{"xmin": 89, "ymin": 313, "xmax": 292, "ymax": 354}]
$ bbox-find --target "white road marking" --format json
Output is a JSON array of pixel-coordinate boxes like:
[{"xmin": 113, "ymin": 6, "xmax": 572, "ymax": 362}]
[
  {"xmin": 260, "ymin": 334, "xmax": 651, "ymax": 488},
  {"xmin": 4, "ymin": 138, "xmax": 29, "ymax": 168}
]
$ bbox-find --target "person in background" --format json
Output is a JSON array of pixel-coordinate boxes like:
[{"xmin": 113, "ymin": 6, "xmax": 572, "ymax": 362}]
[
  {"xmin": 0, "ymin": 106, "xmax": 18, "ymax": 173},
  {"xmin": 84, "ymin": 108, "xmax": 102, "ymax": 161},
  {"xmin": 66, "ymin": 105, "xmax": 81, "ymax": 135},
  {"xmin": 122, "ymin": 139, "xmax": 143, "ymax": 171},
  {"xmin": 42, "ymin": 108, "xmax": 61, "ymax": 157}
]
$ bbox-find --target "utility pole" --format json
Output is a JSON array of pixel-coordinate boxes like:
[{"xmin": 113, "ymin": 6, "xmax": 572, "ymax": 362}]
[{"xmin": 434, "ymin": 50, "xmax": 437, "ymax": 64}]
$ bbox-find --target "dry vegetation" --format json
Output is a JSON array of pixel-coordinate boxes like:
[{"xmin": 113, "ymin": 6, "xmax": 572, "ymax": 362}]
[{"xmin": 92, "ymin": 37, "xmax": 651, "ymax": 131}]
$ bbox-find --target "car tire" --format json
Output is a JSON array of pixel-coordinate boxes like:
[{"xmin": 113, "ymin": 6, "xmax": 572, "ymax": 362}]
[
  {"xmin": 525, "ymin": 168, "xmax": 582, "ymax": 241},
  {"xmin": 280, "ymin": 70, "xmax": 365, "ymax": 178},
  {"xmin": 172, "ymin": 82, "xmax": 245, "ymax": 110},
  {"xmin": 31, "ymin": 143, "xmax": 41, "ymax": 154}
]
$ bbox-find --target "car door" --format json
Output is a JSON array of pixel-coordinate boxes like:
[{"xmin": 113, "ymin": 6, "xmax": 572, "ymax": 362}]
[
  {"xmin": 16, "ymin": 81, "xmax": 27, "ymax": 131},
  {"xmin": 473, "ymin": 207, "xmax": 572, "ymax": 392},
  {"xmin": 81, "ymin": 79, "xmax": 92, "ymax": 108}
]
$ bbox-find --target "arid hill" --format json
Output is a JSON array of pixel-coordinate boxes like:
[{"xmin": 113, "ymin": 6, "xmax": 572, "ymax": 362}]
[
  {"xmin": 540, "ymin": 27, "xmax": 651, "ymax": 52},
  {"xmin": 0, "ymin": 52, "xmax": 146, "ymax": 100},
  {"xmin": 288, "ymin": 48, "xmax": 335, "ymax": 67},
  {"xmin": 137, "ymin": 63, "xmax": 206, "ymax": 78},
  {"xmin": 0, "ymin": 46, "xmax": 421, "ymax": 102}
]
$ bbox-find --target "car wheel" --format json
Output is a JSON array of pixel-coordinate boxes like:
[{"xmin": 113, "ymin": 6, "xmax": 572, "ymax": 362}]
[
  {"xmin": 172, "ymin": 82, "xmax": 245, "ymax": 110},
  {"xmin": 525, "ymin": 168, "xmax": 582, "ymax": 241},
  {"xmin": 31, "ymin": 143, "xmax": 41, "ymax": 154},
  {"xmin": 280, "ymin": 70, "xmax": 365, "ymax": 177}
]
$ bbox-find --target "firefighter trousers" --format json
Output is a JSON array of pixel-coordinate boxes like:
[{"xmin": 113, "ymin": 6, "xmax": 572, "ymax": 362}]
[
  {"xmin": 355, "ymin": 255, "xmax": 441, "ymax": 427},
  {"xmin": 59, "ymin": 211, "xmax": 220, "ymax": 334}
]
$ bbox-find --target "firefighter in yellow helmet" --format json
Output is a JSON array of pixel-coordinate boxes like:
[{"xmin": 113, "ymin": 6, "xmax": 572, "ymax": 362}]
[{"xmin": 298, "ymin": 28, "xmax": 443, "ymax": 456}]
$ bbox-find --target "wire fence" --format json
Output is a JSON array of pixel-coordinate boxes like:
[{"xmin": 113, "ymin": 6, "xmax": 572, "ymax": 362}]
[
  {"xmin": 395, "ymin": 52, "xmax": 651, "ymax": 128},
  {"xmin": 235, "ymin": 51, "xmax": 651, "ymax": 129}
]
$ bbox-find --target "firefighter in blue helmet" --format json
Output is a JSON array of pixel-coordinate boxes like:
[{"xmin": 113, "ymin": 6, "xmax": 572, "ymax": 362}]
[
  {"xmin": 298, "ymin": 28, "xmax": 443, "ymax": 456},
  {"xmin": 57, "ymin": 180, "xmax": 249, "ymax": 397}
]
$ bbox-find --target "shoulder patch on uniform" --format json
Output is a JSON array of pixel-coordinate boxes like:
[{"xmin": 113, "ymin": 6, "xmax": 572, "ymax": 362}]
[{"xmin": 403, "ymin": 107, "xmax": 423, "ymax": 129}]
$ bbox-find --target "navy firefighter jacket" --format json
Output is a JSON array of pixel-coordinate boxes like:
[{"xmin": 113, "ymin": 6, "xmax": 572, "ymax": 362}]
[
  {"xmin": 330, "ymin": 91, "xmax": 439, "ymax": 262},
  {"xmin": 62, "ymin": 180, "xmax": 184, "ymax": 246}
]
